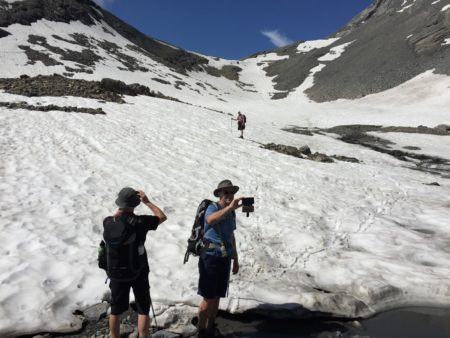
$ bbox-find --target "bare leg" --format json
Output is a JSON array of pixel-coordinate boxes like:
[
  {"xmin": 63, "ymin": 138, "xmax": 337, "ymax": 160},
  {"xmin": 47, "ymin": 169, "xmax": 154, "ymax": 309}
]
[
  {"xmin": 197, "ymin": 298, "xmax": 210, "ymax": 330},
  {"xmin": 206, "ymin": 298, "xmax": 220, "ymax": 333},
  {"xmin": 109, "ymin": 314, "xmax": 120, "ymax": 338},
  {"xmin": 137, "ymin": 314, "xmax": 150, "ymax": 338},
  {"xmin": 198, "ymin": 298, "xmax": 220, "ymax": 328}
]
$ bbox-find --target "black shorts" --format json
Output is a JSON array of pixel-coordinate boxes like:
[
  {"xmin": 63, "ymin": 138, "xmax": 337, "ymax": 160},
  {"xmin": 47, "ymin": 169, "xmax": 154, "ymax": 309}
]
[
  {"xmin": 109, "ymin": 271, "xmax": 150, "ymax": 315},
  {"xmin": 198, "ymin": 253, "xmax": 232, "ymax": 299},
  {"xmin": 238, "ymin": 123, "xmax": 245, "ymax": 131}
]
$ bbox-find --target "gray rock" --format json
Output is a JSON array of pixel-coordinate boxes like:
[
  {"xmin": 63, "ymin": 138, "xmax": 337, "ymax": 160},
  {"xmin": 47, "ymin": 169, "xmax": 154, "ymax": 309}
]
[
  {"xmin": 152, "ymin": 330, "xmax": 182, "ymax": 338},
  {"xmin": 120, "ymin": 323, "xmax": 135, "ymax": 336},
  {"xmin": 435, "ymin": 124, "xmax": 450, "ymax": 132},
  {"xmin": 299, "ymin": 145, "xmax": 311, "ymax": 155},
  {"xmin": 310, "ymin": 153, "xmax": 334, "ymax": 163},
  {"xmin": 128, "ymin": 331, "xmax": 138, "ymax": 338},
  {"xmin": 83, "ymin": 302, "xmax": 109, "ymax": 321},
  {"xmin": 0, "ymin": 101, "xmax": 106, "ymax": 115},
  {"xmin": 263, "ymin": 143, "xmax": 343, "ymax": 164},
  {"xmin": 0, "ymin": 75, "xmax": 179, "ymax": 103},
  {"xmin": 331, "ymin": 155, "xmax": 360, "ymax": 163}
]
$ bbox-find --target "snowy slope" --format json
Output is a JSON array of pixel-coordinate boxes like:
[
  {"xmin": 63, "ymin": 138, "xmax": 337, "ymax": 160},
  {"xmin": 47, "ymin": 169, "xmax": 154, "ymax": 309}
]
[
  {"xmin": 1, "ymin": 77, "xmax": 450, "ymax": 336},
  {"xmin": 1, "ymin": 0, "xmax": 450, "ymax": 337}
]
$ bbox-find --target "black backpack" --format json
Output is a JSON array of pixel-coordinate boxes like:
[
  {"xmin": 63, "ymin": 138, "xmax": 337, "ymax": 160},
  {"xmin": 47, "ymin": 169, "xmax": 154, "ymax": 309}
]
[
  {"xmin": 183, "ymin": 200, "xmax": 236, "ymax": 263},
  {"xmin": 98, "ymin": 215, "xmax": 143, "ymax": 281},
  {"xmin": 183, "ymin": 199, "xmax": 214, "ymax": 264}
]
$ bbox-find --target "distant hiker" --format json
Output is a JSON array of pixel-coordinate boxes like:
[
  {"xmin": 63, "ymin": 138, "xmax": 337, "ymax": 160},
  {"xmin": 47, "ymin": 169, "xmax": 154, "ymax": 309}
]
[
  {"xmin": 197, "ymin": 180, "xmax": 242, "ymax": 338},
  {"xmin": 232, "ymin": 111, "xmax": 246, "ymax": 138},
  {"xmin": 104, "ymin": 187, "xmax": 167, "ymax": 338}
]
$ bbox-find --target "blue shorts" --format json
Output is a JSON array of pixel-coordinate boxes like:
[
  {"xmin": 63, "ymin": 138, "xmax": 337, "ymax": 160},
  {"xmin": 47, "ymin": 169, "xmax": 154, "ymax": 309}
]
[{"xmin": 198, "ymin": 252, "xmax": 232, "ymax": 299}]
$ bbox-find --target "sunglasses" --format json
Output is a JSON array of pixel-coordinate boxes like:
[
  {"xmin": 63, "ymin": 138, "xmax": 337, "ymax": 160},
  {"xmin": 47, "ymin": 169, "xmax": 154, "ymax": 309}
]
[{"xmin": 222, "ymin": 190, "xmax": 235, "ymax": 195}]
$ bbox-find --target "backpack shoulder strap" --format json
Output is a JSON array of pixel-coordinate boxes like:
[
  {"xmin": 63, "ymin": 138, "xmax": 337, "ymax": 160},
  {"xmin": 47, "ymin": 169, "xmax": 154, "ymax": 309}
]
[{"xmin": 210, "ymin": 202, "xmax": 226, "ymax": 245}]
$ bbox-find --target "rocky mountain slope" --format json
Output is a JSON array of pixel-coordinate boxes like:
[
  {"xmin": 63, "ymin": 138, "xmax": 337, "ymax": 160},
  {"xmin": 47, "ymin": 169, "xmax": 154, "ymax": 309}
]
[
  {"xmin": 0, "ymin": 0, "xmax": 448, "ymax": 104},
  {"xmin": 248, "ymin": 0, "xmax": 450, "ymax": 101},
  {"xmin": 0, "ymin": 0, "xmax": 244, "ymax": 106}
]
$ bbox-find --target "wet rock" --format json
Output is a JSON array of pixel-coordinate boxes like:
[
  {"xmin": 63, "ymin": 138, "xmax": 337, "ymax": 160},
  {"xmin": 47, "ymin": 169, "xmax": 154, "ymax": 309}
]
[{"xmin": 424, "ymin": 182, "xmax": 440, "ymax": 186}]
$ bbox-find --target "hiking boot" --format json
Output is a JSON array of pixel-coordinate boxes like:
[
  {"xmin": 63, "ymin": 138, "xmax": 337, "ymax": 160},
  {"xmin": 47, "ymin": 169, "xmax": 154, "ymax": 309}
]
[
  {"xmin": 239, "ymin": 135, "xmax": 243, "ymax": 139},
  {"xmin": 206, "ymin": 325, "xmax": 223, "ymax": 338},
  {"xmin": 196, "ymin": 329, "xmax": 208, "ymax": 338}
]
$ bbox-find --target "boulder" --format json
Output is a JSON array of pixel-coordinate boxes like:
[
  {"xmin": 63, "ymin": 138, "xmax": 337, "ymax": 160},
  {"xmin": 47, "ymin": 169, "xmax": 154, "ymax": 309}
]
[
  {"xmin": 152, "ymin": 330, "xmax": 182, "ymax": 338},
  {"xmin": 299, "ymin": 145, "xmax": 311, "ymax": 155},
  {"xmin": 435, "ymin": 124, "xmax": 450, "ymax": 132},
  {"xmin": 83, "ymin": 302, "xmax": 109, "ymax": 321}
]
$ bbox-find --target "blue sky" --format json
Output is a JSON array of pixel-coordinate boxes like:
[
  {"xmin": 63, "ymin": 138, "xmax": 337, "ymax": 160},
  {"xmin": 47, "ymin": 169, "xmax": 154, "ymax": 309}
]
[{"xmin": 97, "ymin": 0, "xmax": 373, "ymax": 60}]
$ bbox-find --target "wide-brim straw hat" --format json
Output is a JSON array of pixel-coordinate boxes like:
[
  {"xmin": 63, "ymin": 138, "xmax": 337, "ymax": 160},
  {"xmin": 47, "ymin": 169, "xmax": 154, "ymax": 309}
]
[{"xmin": 213, "ymin": 179, "xmax": 239, "ymax": 197}]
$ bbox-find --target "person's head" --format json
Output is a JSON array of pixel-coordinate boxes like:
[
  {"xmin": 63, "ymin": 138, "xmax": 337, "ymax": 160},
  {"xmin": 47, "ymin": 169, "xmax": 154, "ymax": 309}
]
[
  {"xmin": 238, "ymin": 111, "xmax": 241, "ymax": 115},
  {"xmin": 214, "ymin": 180, "xmax": 239, "ymax": 206},
  {"xmin": 115, "ymin": 187, "xmax": 140, "ymax": 210}
]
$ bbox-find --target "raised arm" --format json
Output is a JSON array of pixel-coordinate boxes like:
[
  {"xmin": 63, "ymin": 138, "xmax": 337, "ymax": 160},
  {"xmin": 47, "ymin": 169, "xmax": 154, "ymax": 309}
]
[
  {"xmin": 138, "ymin": 191, "xmax": 167, "ymax": 224},
  {"xmin": 206, "ymin": 198, "xmax": 242, "ymax": 225}
]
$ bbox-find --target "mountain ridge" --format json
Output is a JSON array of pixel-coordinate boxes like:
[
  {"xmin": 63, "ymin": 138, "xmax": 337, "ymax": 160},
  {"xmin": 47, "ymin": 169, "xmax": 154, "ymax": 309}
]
[{"xmin": 0, "ymin": 0, "xmax": 449, "ymax": 103}]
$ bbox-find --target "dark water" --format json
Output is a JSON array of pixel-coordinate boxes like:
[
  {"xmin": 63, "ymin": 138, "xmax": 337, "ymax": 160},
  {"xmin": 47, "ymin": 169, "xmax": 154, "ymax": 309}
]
[{"xmin": 215, "ymin": 307, "xmax": 450, "ymax": 338}]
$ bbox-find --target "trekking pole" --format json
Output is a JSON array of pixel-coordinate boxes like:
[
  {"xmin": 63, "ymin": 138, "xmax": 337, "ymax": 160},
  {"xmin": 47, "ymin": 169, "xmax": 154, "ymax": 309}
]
[
  {"xmin": 149, "ymin": 289, "xmax": 158, "ymax": 328},
  {"xmin": 148, "ymin": 261, "xmax": 158, "ymax": 328}
]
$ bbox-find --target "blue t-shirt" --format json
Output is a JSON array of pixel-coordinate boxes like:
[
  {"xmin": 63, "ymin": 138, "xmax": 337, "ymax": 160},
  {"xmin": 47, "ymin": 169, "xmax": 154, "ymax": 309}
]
[{"xmin": 204, "ymin": 203, "xmax": 236, "ymax": 257}]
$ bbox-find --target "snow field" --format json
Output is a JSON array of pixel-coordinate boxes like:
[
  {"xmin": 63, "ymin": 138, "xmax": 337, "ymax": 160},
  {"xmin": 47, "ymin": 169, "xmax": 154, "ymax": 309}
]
[{"xmin": 1, "ymin": 90, "xmax": 450, "ymax": 336}]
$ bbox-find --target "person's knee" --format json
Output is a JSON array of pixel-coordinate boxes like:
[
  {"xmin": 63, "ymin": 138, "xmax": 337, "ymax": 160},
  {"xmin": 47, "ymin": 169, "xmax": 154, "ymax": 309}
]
[
  {"xmin": 200, "ymin": 298, "xmax": 219, "ymax": 309},
  {"xmin": 135, "ymin": 299, "xmax": 150, "ymax": 316}
]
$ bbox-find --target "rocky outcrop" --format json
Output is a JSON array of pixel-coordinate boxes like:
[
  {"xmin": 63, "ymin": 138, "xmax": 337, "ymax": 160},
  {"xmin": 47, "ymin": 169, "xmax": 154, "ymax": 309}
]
[
  {"xmin": 35, "ymin": 302, "xmax": 185, "ymax": 338},
  {"xmin": 0, "ymin": 101, "xmax": 106, "ymax": 114},
  {"xmin": 282, "ymin": 124, "xmax": 450, "ymax": 177},
  {"xmin": 262, "ymin": 143, "xmax": 360, "ymax": 163},
  {"xmin": 0, "ymin": 75, "xmax": 180, "ymax": 103}
]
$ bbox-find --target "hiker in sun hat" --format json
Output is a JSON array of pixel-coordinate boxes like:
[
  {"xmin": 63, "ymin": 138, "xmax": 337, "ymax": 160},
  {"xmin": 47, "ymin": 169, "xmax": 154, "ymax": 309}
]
[
  {"xmin": 196, "ymin": 180, "xmax": 242, "ymax": 338},
  {"xmin": 105, "ymin": 187, "xmax": 167, "ymax": 338}
]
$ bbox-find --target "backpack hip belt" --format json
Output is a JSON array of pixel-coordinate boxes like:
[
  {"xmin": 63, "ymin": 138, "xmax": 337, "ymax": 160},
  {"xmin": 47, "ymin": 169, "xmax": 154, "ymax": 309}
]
[{"xmin": 203, "ymin": 239, "xmax": 230, "ymax": 257}]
